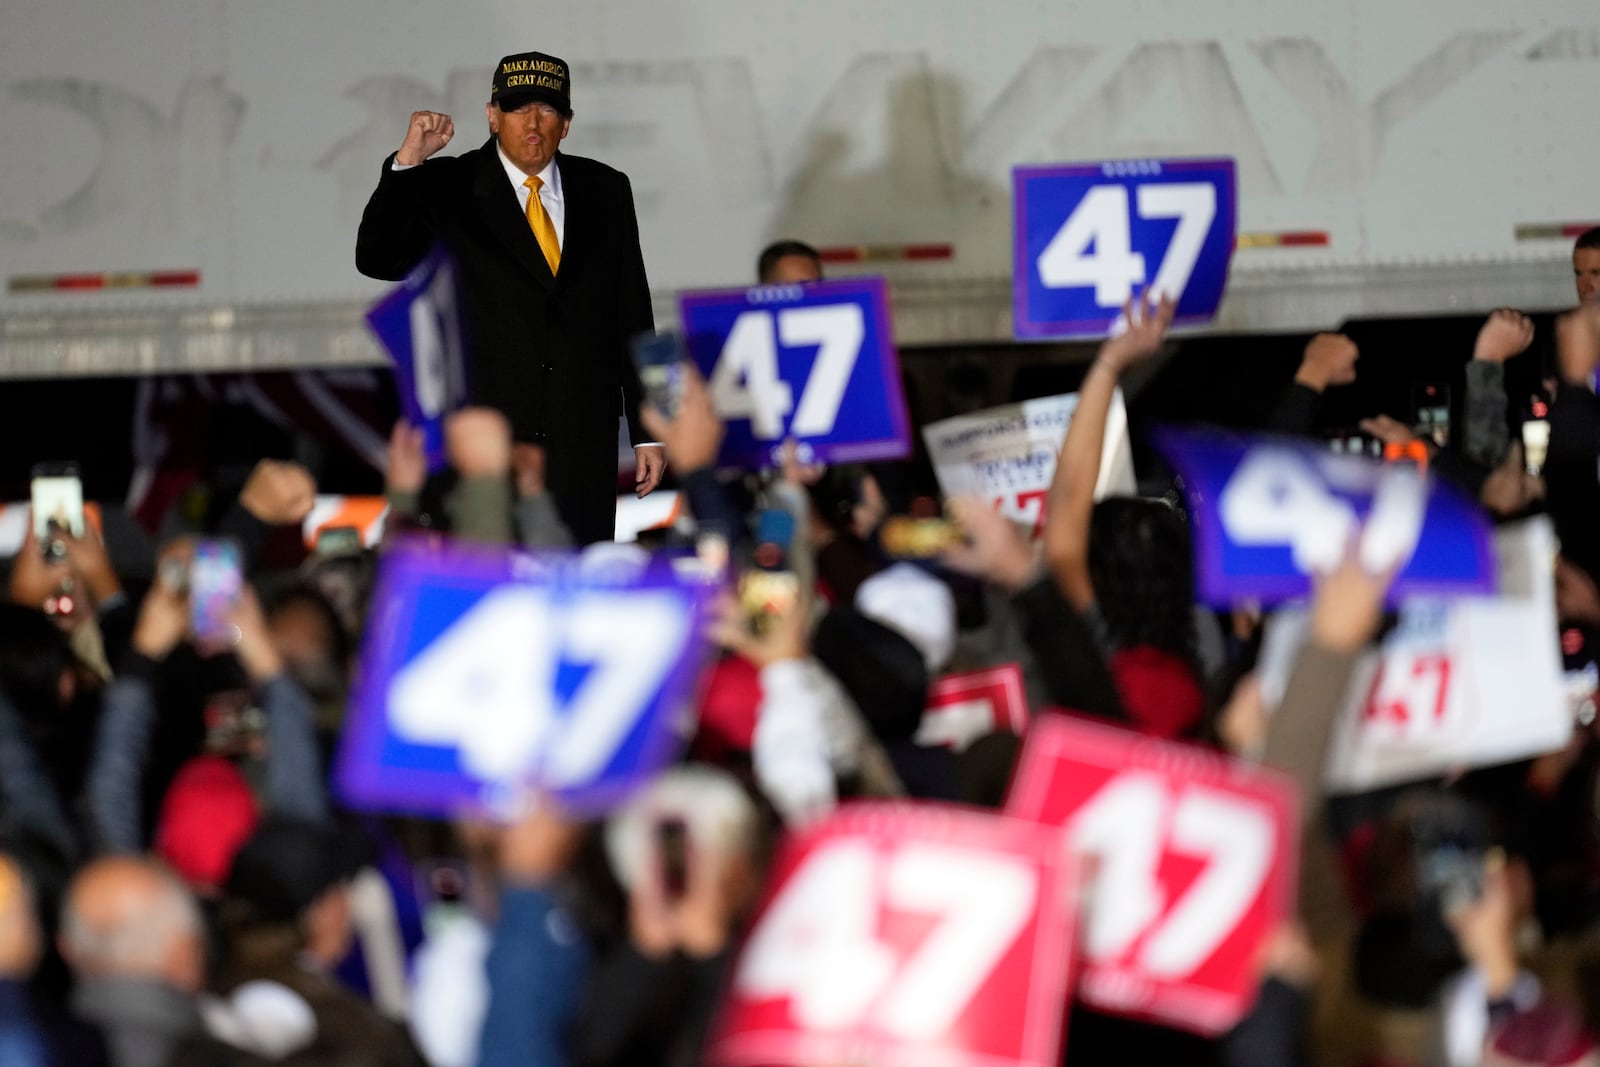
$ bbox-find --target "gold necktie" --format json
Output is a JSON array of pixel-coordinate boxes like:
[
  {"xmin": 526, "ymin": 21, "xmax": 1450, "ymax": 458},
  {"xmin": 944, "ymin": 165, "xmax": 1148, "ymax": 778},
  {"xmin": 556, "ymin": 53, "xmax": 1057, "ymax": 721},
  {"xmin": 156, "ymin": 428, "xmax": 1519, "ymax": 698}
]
[{"xmin": 523, "ymin": 176, "xmax": 561, "ymax": 274}]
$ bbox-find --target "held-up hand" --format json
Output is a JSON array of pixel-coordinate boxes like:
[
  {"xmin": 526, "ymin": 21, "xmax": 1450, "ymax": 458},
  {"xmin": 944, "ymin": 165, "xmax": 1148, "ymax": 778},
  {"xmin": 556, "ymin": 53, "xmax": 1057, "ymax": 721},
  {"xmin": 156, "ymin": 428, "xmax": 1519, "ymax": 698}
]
[
  {"xmin": 9, "ymin": 519, "xmax": 71, "ymax": 609},
  {"xmin": 60, "ymin": 524, "xmax": 121, "ymax": 607},
  {"xmin": 940, "ymin": 496, "xmax": 1038, "ymax": 592},
  {"xmin": 708, "ymin": 588, "xmax": 810, "ymax": 670},
  {"xmin": 1309, "ymin": 540, "xmax": 1395, "ymax": 654},
  {"xmin": 641, "ymin": 363, "xmax": 724, "ymax": 475},
  {"xmin": 1480, "ymin": 441, "xmax": 1544, "ymax": 518},
  {"xmin": 1474, "ymin": 309, "xmax": 1535, "ymax": 364},
  {"xmin": 1556, "ymin": 303, "xmax": 1600, "ymax": 385},
  {"xmin": 499, "ymin": 797, "xmax": 585, "ymax": 887},
  {"xmin": 512, "ymin": 443, "xmax": 547, "ymax": 499},
  {"xmin": 396, "ymin": 111, "xmax": 455, "ymax": 166},
  {"xmin": 629, "ymin": 836, "xmax": 738, "ymax": 961},
  {"xmin": 386, "ymin": 419, "xmax": 427, "ymax": 497},
  {"xmin": 446, "ymin": 407, "xmax": 513, "ymax": 479},
  {"xmin": 239, "ymin": 459, "xmax": 316, "ymax": 527},
  {"xmin": 1358, "ymin": 414, "xmax": 1419, "ymax": 447},
  {"xmin": 1444, "ymin": 852, "xmax": 1524, "ymax": 999},
  {"xmin": 1098, "ymin": 289, "xmax": 1176, "ymax": 374},
  {"xmin": 1556, "ymin": 555, "xmax": 1600, "ymax": 627},
  {"xmin": 1296, "ymin": 333, "xmax": 1360, "ymax": 392},
  {"xmin": 132, "ymin": 542, "xmax": 193, "ymax": 661},
  {"xmin": 228, "ymin": 584, "xmax": 284, "ymax": 684},
  {"xmin": 634, "ymin": 445, "xmax": 667, "ymax": 498}
]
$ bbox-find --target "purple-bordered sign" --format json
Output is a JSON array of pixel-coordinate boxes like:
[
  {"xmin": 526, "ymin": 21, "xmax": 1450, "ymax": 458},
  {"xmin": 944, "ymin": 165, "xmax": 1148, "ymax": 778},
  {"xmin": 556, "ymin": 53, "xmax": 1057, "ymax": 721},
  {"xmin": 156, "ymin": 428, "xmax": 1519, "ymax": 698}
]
[
  {"xmin": 335, "ymin": 538, "xmax": 716, "ymax": 819},
  {"xmin": 366, "ymin": 245, "xmax": 469, "ymax": 472},
  {"xmin": 678, "ymin": 277, "xmax": 911, "ymax": 469},
  {"xmin": 1155, "ymin": 429, "xmax": 1496, "ymax": 606},
  {"xmin": 1013, "ymin": 158, "xmax": 1237, "ymax": 340}
]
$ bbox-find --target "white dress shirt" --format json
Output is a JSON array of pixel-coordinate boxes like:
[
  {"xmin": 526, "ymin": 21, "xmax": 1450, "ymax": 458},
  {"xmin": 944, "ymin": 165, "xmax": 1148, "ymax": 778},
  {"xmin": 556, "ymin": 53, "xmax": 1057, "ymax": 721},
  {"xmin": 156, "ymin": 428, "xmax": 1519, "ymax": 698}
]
[{"xmin": 495, "ymin": 146, "xmax": 565, "ymax": 250}]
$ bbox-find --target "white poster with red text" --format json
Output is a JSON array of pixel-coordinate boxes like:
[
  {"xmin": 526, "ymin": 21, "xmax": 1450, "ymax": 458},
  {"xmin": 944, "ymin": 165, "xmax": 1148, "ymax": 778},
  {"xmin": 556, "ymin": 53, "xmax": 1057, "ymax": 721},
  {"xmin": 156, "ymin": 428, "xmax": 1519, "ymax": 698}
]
[
  {"xmin": 1256, "ymin": 517, "xmax": 1570, "ymax": 794},
  {"xmin": 922, "ymin": 391, "xmax": 1135, "ymax": 537}
]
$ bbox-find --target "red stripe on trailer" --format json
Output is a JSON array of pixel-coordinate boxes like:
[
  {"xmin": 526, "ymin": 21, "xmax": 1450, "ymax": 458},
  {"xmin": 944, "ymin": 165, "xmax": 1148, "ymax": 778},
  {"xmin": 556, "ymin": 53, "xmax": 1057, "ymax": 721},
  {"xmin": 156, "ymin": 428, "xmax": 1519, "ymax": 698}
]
[{"xmin": 816, "ymin": 243, "xmax": 955, "ymax": 263}]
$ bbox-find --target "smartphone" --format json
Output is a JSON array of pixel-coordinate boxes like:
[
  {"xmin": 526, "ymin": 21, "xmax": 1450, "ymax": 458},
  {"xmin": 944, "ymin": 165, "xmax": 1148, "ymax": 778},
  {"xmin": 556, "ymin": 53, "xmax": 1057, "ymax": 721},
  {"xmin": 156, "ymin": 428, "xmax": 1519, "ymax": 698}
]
[
  {"xmin": 880, "ymin": 515, "xmax": 963, "ymax": 558},
  {"xmin": 630, "ymin": 330, "xmax": 688, "ymax": 420},
  {"xmin": 740, "ymin": 510, "xmax": 798, "ymax": 634},
  {"xmin": 656, "ymin": 817, "xmax": 689, "ymax": 901},
  {"xmin": 1413, "ymin": 383, "xmax": 1451, "ymax": 448},
  {"xmin": 1410, "ymin": 797, "xmax": 1493, "ymax": 918},
  {"xmin": 314, "ymin": 525, "xmax": 364, "ymax": 558},
  {"xmin": 1522, "ymin": 419, "xmax": 1551, "ymax": 476},
  {"xmin": 190, "ymin": 540, "xmax": 243, "ymax": 644},
  {"xmin": 1326, "ymin": 431, "xmax": 1383, "ymax": 459},
  {"xmin": 30, "ymin": 463, "xmax": 84, "ymax": 562}
]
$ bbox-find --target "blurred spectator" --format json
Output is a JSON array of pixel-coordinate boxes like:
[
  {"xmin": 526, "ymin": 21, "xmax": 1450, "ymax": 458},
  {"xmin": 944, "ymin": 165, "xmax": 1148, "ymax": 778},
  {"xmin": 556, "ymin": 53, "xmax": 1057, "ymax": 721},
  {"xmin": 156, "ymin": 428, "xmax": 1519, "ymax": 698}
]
[{"xmin": 755, "ymin": 239, "xmax": 824, "ymax": 285}]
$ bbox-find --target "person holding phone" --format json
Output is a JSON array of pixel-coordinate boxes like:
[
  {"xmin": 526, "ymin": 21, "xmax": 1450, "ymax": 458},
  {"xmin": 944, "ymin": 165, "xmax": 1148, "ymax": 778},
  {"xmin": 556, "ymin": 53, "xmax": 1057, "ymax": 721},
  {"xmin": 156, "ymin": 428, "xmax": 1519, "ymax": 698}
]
[{"xmin": 356, "ymin": 50, "xmax": 664, "ymax": 545}]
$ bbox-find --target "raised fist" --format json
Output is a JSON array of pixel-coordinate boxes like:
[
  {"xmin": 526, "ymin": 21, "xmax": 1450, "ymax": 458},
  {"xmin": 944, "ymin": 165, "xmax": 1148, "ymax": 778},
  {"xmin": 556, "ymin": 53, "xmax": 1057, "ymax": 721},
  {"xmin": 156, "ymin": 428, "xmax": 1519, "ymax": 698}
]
[
  {"xmin": 396, "ymin": 111, "xmax": 455, "ymax": 166},
  {"xmin": 1296, "ymin": 333, "xmax": 1359, "ymax": 392},
  {"xmin": 1473, "ymin": 309, "xmax": 1535, "ymax": 364}
]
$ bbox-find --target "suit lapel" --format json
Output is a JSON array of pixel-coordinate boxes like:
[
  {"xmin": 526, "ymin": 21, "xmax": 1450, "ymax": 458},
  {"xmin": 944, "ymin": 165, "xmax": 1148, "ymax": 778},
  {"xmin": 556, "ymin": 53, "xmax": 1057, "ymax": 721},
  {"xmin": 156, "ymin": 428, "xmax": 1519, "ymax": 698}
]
[
  {"xmin": 551, "ymin": 154, "xmax": 585, "ymax": 290},
  {"xmin": 471, "ymin": 139, "xmax": 555, "ymax": 291}
]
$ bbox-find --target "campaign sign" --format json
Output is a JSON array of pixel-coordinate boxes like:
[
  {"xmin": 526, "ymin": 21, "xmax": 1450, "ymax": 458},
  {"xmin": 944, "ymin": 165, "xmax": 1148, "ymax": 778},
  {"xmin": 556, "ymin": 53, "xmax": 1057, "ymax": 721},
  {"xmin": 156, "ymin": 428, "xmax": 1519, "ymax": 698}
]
[
  {"xmin": 678, "ymin": 278, "xmax": 911, "ymax": 469},
  {"xmin": 1014, "ymin": 158, "xmax": 1237, "ymax": 339},
  {"xmin": 915, "ymin": 664, "xmax": 1030, "ymax": 750},
  {"xmin": 366, "ymin": 245, "xmax": 470, "ymax": 472},
  {"xmin": 335, "ymin": 539, "xmax": 715, "ymax": 819},
  {"xmin": 923, "ymin": 391, "xmax": 1135, "ymax": 537},
  {"xmin": 1256, "ymin": 518, "xmax": 1570, "ymax": 794},
  {"xmin": 1006, "ymin": 715, "xmax": 1298, "ymax": 1035},
  {"xmin": 1155, "ymin": 429, "xmax": 1497, "ymax": 606},
  {"xmin": 708, "ymin": 802, "xmax": 1079, "ymax": 1067}
]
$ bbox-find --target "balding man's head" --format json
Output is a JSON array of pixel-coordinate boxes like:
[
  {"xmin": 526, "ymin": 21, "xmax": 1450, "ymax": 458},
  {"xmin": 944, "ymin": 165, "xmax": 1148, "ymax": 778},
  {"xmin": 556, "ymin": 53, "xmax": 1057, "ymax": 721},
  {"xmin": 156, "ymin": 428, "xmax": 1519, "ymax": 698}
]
[{"xmin": 61, "ymin": 857, "xmax": 205, "ymax": 992}]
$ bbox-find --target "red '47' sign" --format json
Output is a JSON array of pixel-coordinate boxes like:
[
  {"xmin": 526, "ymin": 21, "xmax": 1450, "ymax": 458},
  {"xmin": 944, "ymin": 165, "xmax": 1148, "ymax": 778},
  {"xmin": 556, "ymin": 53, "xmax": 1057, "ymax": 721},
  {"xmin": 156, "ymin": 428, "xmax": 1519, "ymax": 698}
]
[
  {"xmin": 1006, "ymin": 715, "xmax": 1298, "ymax": 1035},
  {"xmin": 706, "ymin": 803, "xmax": 1079, "ymax": 1067}
]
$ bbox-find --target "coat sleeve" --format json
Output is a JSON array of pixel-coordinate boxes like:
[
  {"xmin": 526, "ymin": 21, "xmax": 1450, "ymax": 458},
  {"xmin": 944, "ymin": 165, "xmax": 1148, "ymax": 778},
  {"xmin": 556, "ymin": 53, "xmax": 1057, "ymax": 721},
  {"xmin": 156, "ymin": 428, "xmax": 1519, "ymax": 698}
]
[
  {"xmin": 612, "ymin": 172, "xmax": 654, "ymax": 447},
  {"xmin": 356, "ymin": 153, "xmax": 449, "ymax": 281}
]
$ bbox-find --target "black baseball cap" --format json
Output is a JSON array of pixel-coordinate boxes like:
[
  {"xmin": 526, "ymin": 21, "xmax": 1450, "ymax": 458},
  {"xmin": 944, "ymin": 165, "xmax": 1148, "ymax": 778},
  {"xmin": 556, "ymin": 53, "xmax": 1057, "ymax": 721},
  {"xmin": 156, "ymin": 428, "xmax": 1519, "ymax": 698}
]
[
  {"xmin": 491, "ymin": 51, "xmax": 572, "ymax": 116},
  {"xmin": 224, "ymin": 818, "xmax": 373, "ymax": 924}
]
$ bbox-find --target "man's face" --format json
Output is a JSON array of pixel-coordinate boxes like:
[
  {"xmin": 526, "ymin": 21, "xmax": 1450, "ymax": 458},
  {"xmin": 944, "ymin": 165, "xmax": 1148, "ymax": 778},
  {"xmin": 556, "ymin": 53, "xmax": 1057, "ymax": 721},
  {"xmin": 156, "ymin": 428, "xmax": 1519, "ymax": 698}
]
[
  {"xmin": 486, "ymin": 99, "xmax": 571, "ymax": 176},
  {"xmin": 1575, "ymin": 247, "xmax": 1600, "ymax": 304},
  {"xmin": 766, "ymin": 254, "xmax": 824, "ymax": 286}
]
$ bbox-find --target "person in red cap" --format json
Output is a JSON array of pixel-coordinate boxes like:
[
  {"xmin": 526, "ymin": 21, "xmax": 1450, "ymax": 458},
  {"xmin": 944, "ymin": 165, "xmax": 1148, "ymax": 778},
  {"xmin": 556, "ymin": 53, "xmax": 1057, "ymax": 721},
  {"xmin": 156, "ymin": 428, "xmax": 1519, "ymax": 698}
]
[{"xmin": 356, "ymin": 49, "xmax": 664, "ymax": 545}]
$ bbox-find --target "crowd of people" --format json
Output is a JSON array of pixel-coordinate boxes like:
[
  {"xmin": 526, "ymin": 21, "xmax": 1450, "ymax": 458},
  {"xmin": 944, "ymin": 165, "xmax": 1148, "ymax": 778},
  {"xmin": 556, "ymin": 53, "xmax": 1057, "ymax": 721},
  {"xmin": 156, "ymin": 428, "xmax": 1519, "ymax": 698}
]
[{"xmin": 0, "ymin": 227, "xmax": 1597, "ymax": 1067}]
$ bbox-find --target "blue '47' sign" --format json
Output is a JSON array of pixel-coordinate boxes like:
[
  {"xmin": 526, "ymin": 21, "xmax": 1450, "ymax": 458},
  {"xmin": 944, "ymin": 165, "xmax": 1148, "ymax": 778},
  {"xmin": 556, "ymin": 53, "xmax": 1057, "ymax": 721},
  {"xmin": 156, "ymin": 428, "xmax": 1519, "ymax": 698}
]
[
  {"xmin": 1155, "ymin": 430, "xmax": 1496, "ymax": 606},
  {"xmin": 678, "ymin": 277, "xmax": 911, "ymax": 469},
  {"xmin": 1013, "ymin": 158, "xmax": 1237, "ymax": 339},
  {"xmin": 335, "ymin": 540, "xmax": 716, "ymax": 819},
  {"xmin": 366, "ymin": 245, "xmax": 469, "ymax": 472}
]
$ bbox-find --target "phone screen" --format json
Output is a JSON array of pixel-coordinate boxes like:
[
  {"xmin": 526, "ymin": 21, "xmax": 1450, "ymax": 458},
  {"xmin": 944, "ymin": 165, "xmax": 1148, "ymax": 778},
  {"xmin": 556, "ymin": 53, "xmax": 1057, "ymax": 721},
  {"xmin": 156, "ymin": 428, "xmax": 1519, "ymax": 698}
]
[
  {"xmin": 656, "ymin": 818, "xmax": 689, "ymax": 900},
  {"xmin": 30, "ymin": 465, "xmax": 84, "ymax": 558},
  {"xmin": 1413, "ymin": 384, "xmax": 1451, "ymax": 448},
  {"xmin": 879, "ymin": 515, "xmax": 962, "ymax": 558},
  {"xmin": 190, "ymin": 540, "xmax": 243, "ymax": 643},
  {"xmin": 630, "ymin": 331, "xmax": 688, "ymax": 419},
  {"xmin": 315, "ymin": 526, "xmax": 364, "ymax": 558}
]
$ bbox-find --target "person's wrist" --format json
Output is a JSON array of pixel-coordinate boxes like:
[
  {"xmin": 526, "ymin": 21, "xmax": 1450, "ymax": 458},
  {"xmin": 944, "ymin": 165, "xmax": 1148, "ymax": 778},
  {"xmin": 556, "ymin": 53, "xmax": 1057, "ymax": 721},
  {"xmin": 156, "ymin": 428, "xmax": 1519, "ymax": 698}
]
[
  {"xmin": 132, "ymin": 628, "xmax": 176, "ymax": 660},
  {"xmin": 678, "ymin": 918, "xmax": 728, "ymax": 959},
  {"xmin": 994, "ymin": 550, "xmax": 1040, "ymax": 592},
  {"xmin": 1294, "ymin": 364, "xmax": 1330, "ymax": 392},
  {"xmin": 1477, "ymin": 948, "xmax": 1521, "ymax": 1000},
  {"xmin": 395, "ymin": 147, "xmax": 425, "ymax": 166}
]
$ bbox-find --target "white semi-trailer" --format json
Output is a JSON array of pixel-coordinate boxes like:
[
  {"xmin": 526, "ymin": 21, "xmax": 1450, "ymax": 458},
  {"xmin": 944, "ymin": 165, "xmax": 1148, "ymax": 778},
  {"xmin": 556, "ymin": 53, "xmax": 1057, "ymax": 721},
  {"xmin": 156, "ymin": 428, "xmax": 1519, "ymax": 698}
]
[{"xmin": 1, "ymin": 0, "xmax": 1595, "ymax": 376}]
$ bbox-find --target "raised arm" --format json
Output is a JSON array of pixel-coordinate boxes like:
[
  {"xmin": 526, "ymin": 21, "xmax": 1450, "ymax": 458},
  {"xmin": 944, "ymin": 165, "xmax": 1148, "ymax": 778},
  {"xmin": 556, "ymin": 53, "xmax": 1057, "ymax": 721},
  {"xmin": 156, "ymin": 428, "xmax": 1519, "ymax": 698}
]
[{"xmin": 1042, "ymin": 291, "xmax": 1174, "ymax": 611}]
